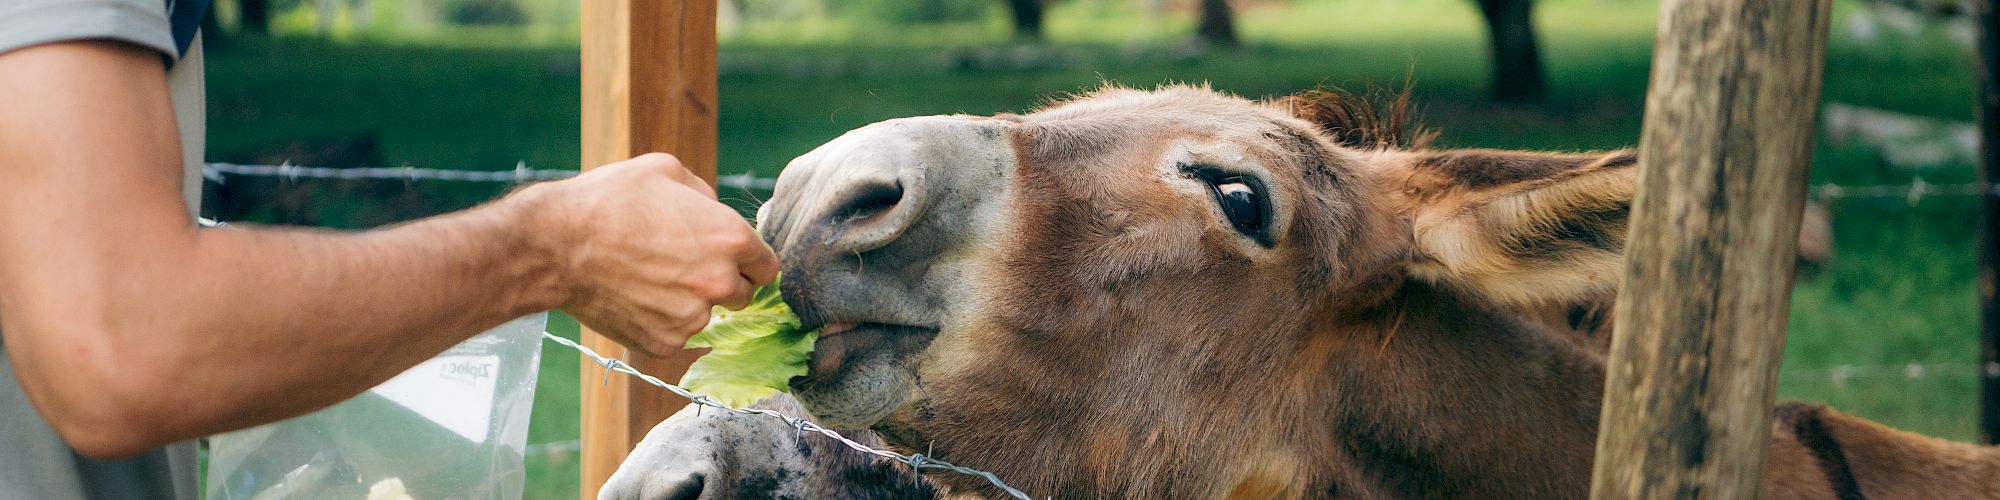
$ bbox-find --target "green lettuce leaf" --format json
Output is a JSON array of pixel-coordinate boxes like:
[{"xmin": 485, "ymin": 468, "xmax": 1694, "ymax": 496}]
[{"xmin": 678, "ymin": 276, "xmax": 818, "ymax": 407}]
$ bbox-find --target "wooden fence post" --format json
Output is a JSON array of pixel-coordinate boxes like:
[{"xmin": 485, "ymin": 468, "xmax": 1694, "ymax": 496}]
[
  {"xmin": 1975, "ymin": 0, "xmax": 2000, "ymax": 447},
  {"xmin": 1589, "ymin": 1, "xmax": 1831, "ymax": 498},
  {"xmin": 578, "ymin": 0, "xmax": 719, "ymax": 497}
]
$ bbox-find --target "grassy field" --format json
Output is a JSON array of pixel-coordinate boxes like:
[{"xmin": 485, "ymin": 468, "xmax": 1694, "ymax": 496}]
[{"xmin": 198, "ymin": 0, "xmax": 1987, "ymax": 496}]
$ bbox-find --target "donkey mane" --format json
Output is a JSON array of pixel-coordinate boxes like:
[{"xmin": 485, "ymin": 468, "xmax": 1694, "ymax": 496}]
[{"xmin": 1272, "ymin": 86, "xmax": 1438, "ymax": 151}]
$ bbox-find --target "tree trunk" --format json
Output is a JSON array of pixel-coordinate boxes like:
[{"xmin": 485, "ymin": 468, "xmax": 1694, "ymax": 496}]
[
  {"xmin": 315, "ymin": 0, "xmax": 337, "ymax": 34},
  {"xmin": 1197, "ymin": 0, "xmax": 1238, "ymax": 48},
  {"xmin": 1004, "ymin": 0, "xmax": 1045, "ymax": 40},
  {"xmin": 1476, "ymin": 0, "xmax": 1545, "ymax": 101},
  {"xmin": 1589, "ymin": 0, "xmax": 1831, "ymax": 497},
  {"xmin": 1971, "ymin": 0, "xmax": 2000, "ymax": 446},
  {"xmin": 353, "ymin": 0, "xmax": 372, "ymax": 30},
  {"xmin": 242, "ymin": 0, "xmax": 270, "ymax": 34},
  {"xmin": 200, "ymin": 2, "xmax": 223, "ymax": 40}
]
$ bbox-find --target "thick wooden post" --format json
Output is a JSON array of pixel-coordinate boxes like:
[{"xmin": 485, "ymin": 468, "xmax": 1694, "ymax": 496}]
[
  {"xmin": 1589, "ymin": 1, "xmax": 1830, "ymax": 498},
  {"xmin": 1975, "ymin": 0, "xmax": 2000, "ymax": 446},
  {"xmin": 579, "ymin": 0, "xmax": 718, "ymax": 497}
]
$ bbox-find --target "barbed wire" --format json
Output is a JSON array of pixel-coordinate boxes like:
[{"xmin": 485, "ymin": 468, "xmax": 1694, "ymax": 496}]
[
  {"xmin": 211, "ymin": 207, "xmax": 994, "ymax": 497},
  {"xmin": 1780, "ymin": 361, "xmax": 1998, "ymax": 382},
  {"xmin": 152, "ymin": 228, "xmax": 983, "ymax": 492},
  {"xmin": 202, "ymin": 162, "xmax": 779, "ymax": 191},
  {"xmin": 197, "ymin": 195, "xmax": 1003, "ymax": 499},
  {"xmin": 1810, "ymin": 177, "xmax": 2000, "ymax": 203},
  {"xmin": 539, "ymin": 332, "xmax": 1036, "ymax": 500},
  {"xmin": 203, "ymin": 161, "xmax": 2000, "ymax": 204}
]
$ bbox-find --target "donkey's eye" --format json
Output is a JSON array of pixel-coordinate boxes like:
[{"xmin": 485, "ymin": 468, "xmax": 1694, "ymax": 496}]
[
  {"xmin": 1215, "ymin": 181, "xmax": 1264, "ymax": 233},
  {"xmin": 1182, "ymin": 165, "xmax": 1272, "ymax": 245}
]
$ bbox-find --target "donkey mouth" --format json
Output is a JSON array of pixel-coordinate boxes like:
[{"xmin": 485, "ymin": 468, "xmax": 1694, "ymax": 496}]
[
  {"xmin": 814, "ymin": 322, "xmax": 866, "ymax": 338},
  {"xmin": 798, "ymin": 323, "xmax": 937, "ymax": 379},
  {"xmin": 786, "ymin": 322, "xmax": 938, "ymax": 428}
]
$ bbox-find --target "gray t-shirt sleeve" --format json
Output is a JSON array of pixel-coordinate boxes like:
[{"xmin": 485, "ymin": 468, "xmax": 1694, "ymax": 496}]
[{"xmin": 0, "ymin": 0, "xmax": 177, "ymax": 59}]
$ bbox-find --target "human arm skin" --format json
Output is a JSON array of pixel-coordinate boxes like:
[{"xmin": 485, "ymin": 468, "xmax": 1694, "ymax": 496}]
[{"xmin": 0, "ymin": 41, "xmax": 777, "ymax": 459}]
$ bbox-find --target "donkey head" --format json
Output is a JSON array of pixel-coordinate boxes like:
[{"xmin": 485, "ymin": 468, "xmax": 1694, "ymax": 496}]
[{"xmin": 744, "ymin": 86, "xmax": 1640, "ymax": 496}]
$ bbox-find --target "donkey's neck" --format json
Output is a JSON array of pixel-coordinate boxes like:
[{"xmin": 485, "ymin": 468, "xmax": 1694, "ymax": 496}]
[{"xmin": 1311, "ymin": 282, "xmax": 1607, "ymax": 499}]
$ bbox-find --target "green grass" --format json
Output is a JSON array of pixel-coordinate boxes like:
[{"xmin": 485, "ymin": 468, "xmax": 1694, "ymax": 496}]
[
  {"xmin": 525, "ymin": 314, "xmax": 582, "ymax": 499},
  {"xmin": 198, "ymin": 0, "xmax": 1990, "ymax": 495}
]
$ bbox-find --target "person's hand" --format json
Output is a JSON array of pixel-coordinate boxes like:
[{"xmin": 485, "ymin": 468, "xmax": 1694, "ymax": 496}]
[{"xmin": 516, "ymin": 153, "xmax": 779, "ymax": 355}]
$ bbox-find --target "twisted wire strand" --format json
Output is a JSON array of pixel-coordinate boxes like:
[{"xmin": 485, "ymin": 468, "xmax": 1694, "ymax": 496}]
[
  {"xmin": 185, "ymin": 220, "xmax": 1029, "ymax": 498},
  {"xmin": 207, "ymin": 161, "xmax": 1999, "ymax": 201},
  {"xmin": 202, "ymin": 162, "xmax": 778, "ymax": 190},
  {"xmin": 540, "ymin": 332, "xmax": 1035, "ymax": 500}
]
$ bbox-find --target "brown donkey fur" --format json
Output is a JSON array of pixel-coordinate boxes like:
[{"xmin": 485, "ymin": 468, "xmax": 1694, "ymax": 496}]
[
  {"xmin": 834, "ymin": 87, "xmax": 2000, "ymax": 499},
  {"xmin": 1278, "ymin": 88, "xmax": 1833, "ymax": 354}
]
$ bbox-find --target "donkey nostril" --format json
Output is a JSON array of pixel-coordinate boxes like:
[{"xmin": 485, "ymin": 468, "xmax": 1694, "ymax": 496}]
[
  {"xmin": 659, "ymin": 473, "xmax": 705, "ymax": 500},
  {"xmin": 831, "ymin": 182, "xmax": 904, "ymax": 224}
]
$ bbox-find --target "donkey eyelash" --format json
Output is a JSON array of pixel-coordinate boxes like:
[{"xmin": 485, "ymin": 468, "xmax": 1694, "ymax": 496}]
[{"xmin": 1179, "ymin": 164, "xmax": 1275, "ymax": 247}]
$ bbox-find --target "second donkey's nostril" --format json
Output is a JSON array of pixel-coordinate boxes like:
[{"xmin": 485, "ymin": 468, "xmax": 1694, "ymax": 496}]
[{"xmin": 659, "ymin": 472, "xmax": 704, "ymax": 500}]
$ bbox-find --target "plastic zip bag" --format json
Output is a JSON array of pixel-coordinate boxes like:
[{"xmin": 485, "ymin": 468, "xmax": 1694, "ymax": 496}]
[{"xmin": 207, "ymin": 314, "xmax": 548, "ymax": 500}]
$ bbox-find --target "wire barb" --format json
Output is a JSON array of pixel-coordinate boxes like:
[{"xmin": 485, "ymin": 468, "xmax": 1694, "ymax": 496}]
[
  {"xmin": 202, "ymin": 162, "xmax": 776, "ymax": 190},
  {"xmin": 540, "ymin": 332, "xmax": 1036, "ymax": 500},
  {"xmin": 208, "ymin": 160, "xmax": 1994, "ymax": 201},
  {"xmin": 1808, "ymin": 180, "xmax": 1999, "ymax": 201}
]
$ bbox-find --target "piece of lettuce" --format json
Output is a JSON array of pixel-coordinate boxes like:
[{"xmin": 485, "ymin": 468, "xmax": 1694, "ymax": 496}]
[{"xmin": 678, "ymin": 276, "xmax": 818, "ymax": 407}]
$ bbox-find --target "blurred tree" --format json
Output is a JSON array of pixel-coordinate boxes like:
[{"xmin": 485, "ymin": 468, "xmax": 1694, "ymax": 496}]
[
  {"xmin": 242, "ymin": 0, "xmax": 270, "ymax": 33},
  {"xmin": 738, "ymin": 0, "xmax": 823, "ymax": 23},
  {"xmin": 846, "ymin": 0, "xmax": 987, "ymax": 23},
  {"xmin": 1196, "ymin": 0, "xmax": 1237, "ymax": 48},
  {"xmin": 1872, "ymin": 0, "xmax": 1967, "ymax": 17},
  {"xmin": 1476, "ymin": 0, "xmax": 1544, "ymax": 101},
  {"xmin": 201, "ymin": 2, "xmax": 223, "ymax": 42},
  {"xmin": 450, "ymin": 0, "xmax": 528, "ymax": 25},
  {"xmin": 315, "ymin": 0, "xmax": 336, "ymax": 33},
  {"xmin": 1004, "ymin": 0, "xmax": 1046, "ymax": 40}
]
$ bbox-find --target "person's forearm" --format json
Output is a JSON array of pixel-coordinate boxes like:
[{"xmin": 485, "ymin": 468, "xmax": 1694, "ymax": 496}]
[
  {"xmin": 1, "ymin": 40, "xmax": 772, "ymax": 459},
  {"xmin": 0, "ymin": 41, "xmax": 568, "ymax": 458},
  {"xmin": 167, "ymin": 198, "xmax": 567, "ymax": 437},
  {"xmin": 4, "ymin": 195, "xmax": 571, "ymax": 458}
]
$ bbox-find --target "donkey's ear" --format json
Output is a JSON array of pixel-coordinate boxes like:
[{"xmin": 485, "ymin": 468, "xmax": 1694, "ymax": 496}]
[{"xmin": 1368, "ymin": 148, "xmax": 1639, "ymax": 306}]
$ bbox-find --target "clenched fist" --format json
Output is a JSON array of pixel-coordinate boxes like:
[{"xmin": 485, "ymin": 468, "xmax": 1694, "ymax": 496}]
[{"xmin": 514, "ymin": 153, "xmax": 780, "ymax": 355}]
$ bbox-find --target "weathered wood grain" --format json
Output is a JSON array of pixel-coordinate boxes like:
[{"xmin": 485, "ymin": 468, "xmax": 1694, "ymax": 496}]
[
  {"xmin": 579, "ymin": 0, "xmax": 719, "ymax": 497},
  {"xmin": 1589, "ymin": 1, "xmax": 1831, "ymax": 498}
]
